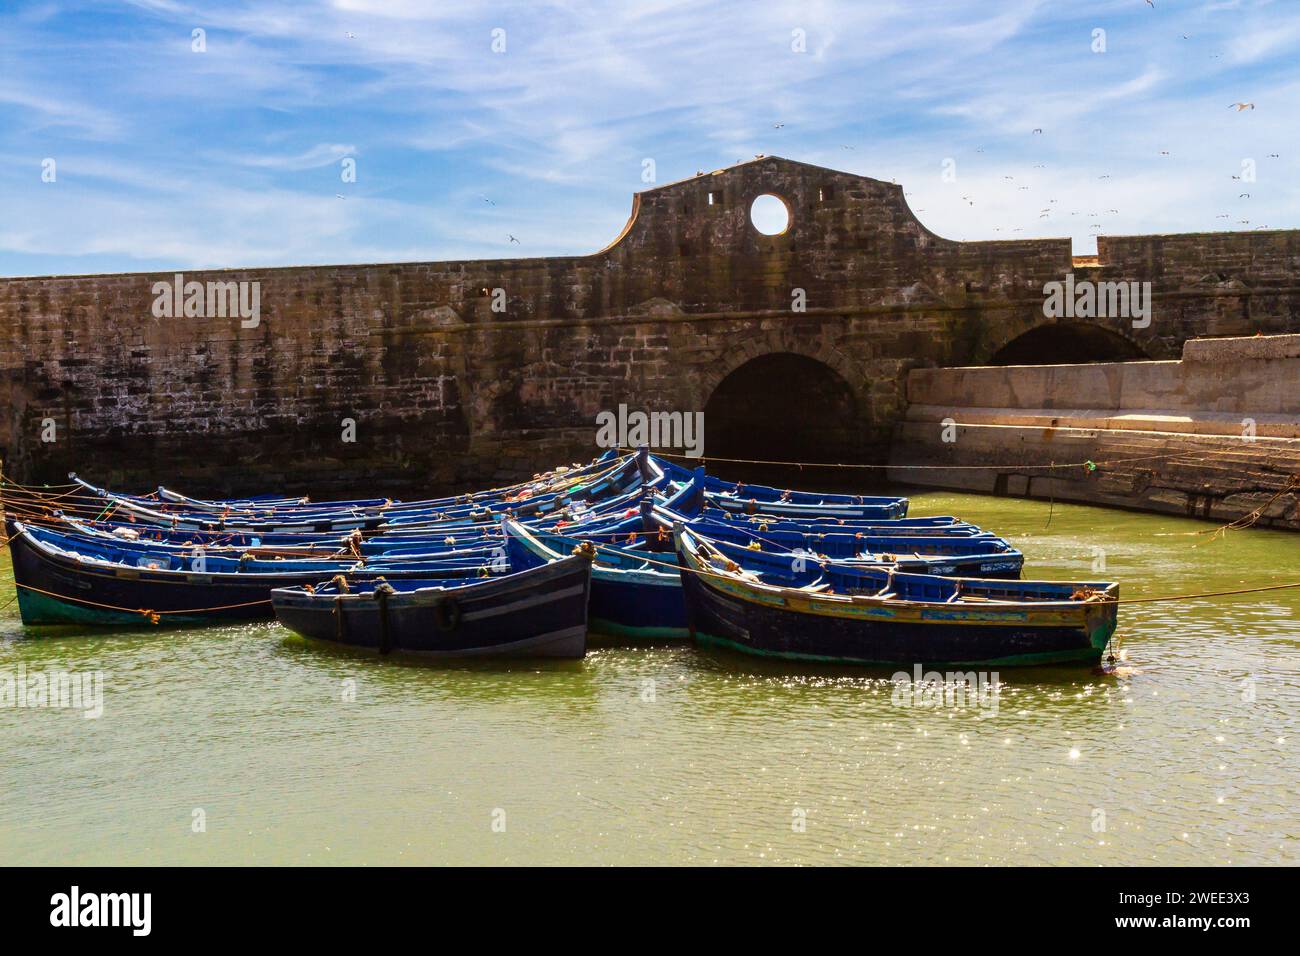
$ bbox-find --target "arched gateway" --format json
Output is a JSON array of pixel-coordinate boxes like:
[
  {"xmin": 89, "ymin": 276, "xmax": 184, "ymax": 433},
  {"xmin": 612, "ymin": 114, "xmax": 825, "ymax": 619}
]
[{"xmin": 700, "ymin": 353, "xmax": 865, "ymax": 485}]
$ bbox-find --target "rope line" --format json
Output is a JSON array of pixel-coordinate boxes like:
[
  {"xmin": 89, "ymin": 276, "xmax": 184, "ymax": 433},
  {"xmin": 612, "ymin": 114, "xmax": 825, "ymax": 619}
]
[
  {"xmin": 10, "ymin": 581, "xmax": 272, "ymax": 618},
  {"xmin": 621, "ymin": 446, "xmax": 1197, "ymax": 471},
  {"xmin": 584, "ymin": 538, "xmax": 1300, "ymax": 607}
]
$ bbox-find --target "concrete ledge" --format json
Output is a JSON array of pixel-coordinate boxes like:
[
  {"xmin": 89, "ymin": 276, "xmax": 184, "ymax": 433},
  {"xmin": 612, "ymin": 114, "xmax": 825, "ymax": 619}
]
[
  {"xmin": 904, "ymin": 335, "xmax": 1300, "ymax": 415},
  {"xmin": 1182, "ymin": 333, "xmax": 1300, "ymax": 362},
  {"xmin": 904, "ymin": 405, "xmax": 1300, "ymax": 439}
]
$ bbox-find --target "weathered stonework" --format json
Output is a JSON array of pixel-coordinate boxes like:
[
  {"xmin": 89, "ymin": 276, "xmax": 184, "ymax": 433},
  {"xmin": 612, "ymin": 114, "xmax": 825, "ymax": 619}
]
[{"xmin": 2, "ymin": 156, "xmax": 1299, "ymax": 495}]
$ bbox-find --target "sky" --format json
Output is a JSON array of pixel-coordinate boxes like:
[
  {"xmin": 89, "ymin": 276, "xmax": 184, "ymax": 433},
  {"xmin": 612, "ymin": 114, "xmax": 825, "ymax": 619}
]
[{"xmin": 0, "ymin": 0, "xmax": 1297, "ymax": 276}]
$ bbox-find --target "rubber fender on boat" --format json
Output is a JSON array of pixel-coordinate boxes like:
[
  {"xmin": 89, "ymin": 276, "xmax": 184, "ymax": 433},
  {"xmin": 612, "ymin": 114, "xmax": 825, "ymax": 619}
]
[
  {"xmin": 434, "ymin": 595, "xmax": 461, "ymax": 633},
  {"xmin": 375, "ymin": 583, "xmax": 395, "ymax": 655}
]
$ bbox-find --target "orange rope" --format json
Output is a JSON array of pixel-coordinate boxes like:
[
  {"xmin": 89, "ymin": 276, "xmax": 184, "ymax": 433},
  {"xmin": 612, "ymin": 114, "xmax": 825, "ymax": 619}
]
[{"xmin": 10, "ymin": 581, "xmax": 272, "ymax": 619}]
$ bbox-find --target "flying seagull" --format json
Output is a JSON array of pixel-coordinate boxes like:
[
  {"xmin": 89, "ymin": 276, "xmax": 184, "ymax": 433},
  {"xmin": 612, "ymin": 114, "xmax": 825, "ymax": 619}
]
[
  {"xmin": 1229, "ymin": 102, "xmax": 1255, "ymax": 111},
  {"xmin": 508, "ymin": 234, "xmax": 519, "ymax": 244}
]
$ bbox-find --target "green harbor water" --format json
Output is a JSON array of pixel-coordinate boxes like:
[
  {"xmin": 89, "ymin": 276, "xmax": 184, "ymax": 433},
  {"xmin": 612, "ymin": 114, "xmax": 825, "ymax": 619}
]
[{"xmin": 2, "ymin": 491, "xmax": 1297, "ymax": 866}]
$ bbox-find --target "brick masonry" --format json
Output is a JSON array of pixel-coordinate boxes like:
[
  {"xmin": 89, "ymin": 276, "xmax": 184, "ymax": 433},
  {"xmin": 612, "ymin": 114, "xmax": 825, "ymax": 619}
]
[{"xmin": 2, "ymin": 156, "xmax": 1298, "ymax": 496}]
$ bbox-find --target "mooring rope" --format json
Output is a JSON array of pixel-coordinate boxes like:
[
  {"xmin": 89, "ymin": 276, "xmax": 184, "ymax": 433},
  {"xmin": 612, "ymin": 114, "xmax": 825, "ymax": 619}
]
[
  {"xmin": 619, "ymin": 446, "xmax": 1198, "ymax": 471},
  {"xmin": 582, "ymin": 538, "xmax": 1300, "ymax": 606},
  {"xmin": 8, "ymin": 581, "xmax": 272, "ymax": 621}
]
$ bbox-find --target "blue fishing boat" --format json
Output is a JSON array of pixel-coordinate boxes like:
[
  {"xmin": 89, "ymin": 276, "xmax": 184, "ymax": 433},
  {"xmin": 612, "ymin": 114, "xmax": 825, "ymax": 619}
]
[
  {"xmin": 66, "ymin": 450, "xmax": 658, "ymax": 533},
  {"xmin": 4, "ymin": 518, "xmax": 500, "ymax": 627},
  {"xmin": 679, "ymin": 516, "xmax": 1025, "ymax": 578},
  {"xmin": 701, "ymin": 508, "xmax": 987, "ymax": 536},
  {"xmin": 271, "ymin": 551, "xmax": 593, "ymax": 659},
  {"xmin": 673, "ymin": 525, "xmax": 1119, "ymax": 667},
  {"xmin": 651, "ymin": 455, "xmax": 909, "ymax": 520}
]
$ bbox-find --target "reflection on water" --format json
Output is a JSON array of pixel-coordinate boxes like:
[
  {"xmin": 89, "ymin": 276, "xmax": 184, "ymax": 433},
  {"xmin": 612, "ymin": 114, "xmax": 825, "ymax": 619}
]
[{"xmin": 1, "ymin": 491, "xmax": 1297, "ymax": 865}]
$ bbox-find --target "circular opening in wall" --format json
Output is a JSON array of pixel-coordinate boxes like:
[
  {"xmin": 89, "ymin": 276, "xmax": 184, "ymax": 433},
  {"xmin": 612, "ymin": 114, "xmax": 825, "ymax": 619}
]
[{"xmin": 749, "ymin": 194, "xmax": 791, "ymax": 236}]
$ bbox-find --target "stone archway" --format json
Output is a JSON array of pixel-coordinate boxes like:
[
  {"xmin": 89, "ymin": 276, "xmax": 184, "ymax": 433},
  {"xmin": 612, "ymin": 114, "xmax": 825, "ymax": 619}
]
[
  {"xmin": 989, "ymin": 321, "xmax": 1151, "ymax": 366},
  {"xmin": 700, "ymin": 352, "xmax": 864, "ymax": 485}
]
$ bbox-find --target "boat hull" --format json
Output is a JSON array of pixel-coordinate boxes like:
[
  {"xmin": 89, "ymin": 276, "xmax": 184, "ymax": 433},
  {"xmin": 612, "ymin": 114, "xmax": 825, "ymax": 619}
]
[
  {"xmin": 586, "ymin": 570, "xmax": 687, "ymax": 640},
  {"xmin": 678, "ymin": 559, "xmax": 1117, "ymax": 668},
  {"xmin": 272, "ymin": 556, "xmax": 592, "ymax": 658},
  {"xmin": 5, "ymin": 518, "xmax": 478, "ymax": 627}
]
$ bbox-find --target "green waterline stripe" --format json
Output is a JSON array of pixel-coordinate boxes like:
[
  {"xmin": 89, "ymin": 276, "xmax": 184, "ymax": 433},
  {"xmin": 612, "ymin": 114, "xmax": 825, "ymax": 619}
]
[
  {"xmin": 590, "ymin": 617, "xmax": 689, "ymax": 641},
  {"xmin": 15, "ymin": 588, "xmax": 213, "ymax": 628}
]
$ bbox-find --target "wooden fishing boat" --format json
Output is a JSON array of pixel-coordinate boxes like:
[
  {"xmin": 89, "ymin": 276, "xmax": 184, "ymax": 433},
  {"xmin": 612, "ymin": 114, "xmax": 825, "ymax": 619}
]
[
  {"xmin": 651, "ymin": 456, "xmax": 909, "ymax": 520},
  {"xmin": 271, "ymin": 551, "xmax": 593, "ymax": 658},
  {"xmin": 702, "ymin": 508, "xmax": 987, "ymax": 535},
  {"xmin": 4, "ymin": 518, "xmax": 496, "ymax": 626},
  {"xmin": 62, "ymin": 450, "xmax": 660, "ymax": 533},
  {"xmin": 681, "ymin": 516, "xmax": 1025, "ymax": 578},
  {"xmin": 503, "ymin": 518, "xmax": 686, "ymax": 640},
  {"xmin": 673, "ymin": 525, "xmax": 1118, "ymax": 667},
  {"xmin": 152, "ymin": 450, "xmax": 625, "ymax": 511}
]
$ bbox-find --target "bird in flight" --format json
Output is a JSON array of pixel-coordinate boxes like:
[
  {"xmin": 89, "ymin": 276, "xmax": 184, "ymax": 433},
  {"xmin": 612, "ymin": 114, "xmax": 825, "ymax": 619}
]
[
  {"xmin": 1229, "ymin": 102, "xmax": 1255, "ymax": 111},
  {"xmin": 345, "ymin": 31, "xmax": 357, "ymax": 39},
  {"xmin": 479, "ymin": 195, "xmax": 496, "ymax": 206},
  {"xmin": 773, "ymin": 123, "xmax": 785, "ymax": 129},
  {"xmin": 508, "ymin": 234, "xmax": 520, "ymax": 244},
  {"xmin": 1032, "ymin": 128, "xmax": 1043, "ymax": 134}
]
